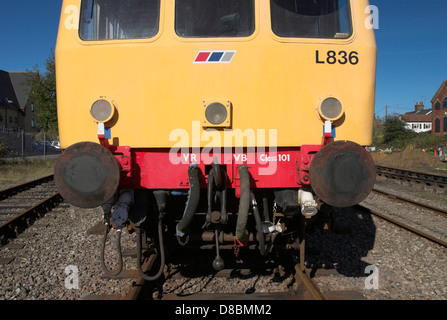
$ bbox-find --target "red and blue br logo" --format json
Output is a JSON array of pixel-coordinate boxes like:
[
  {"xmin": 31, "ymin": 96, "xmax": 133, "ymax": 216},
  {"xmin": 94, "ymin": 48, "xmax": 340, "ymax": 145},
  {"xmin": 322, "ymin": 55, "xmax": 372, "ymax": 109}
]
[{"xmin": 193, "ymin": 51, "xmax": 236, "ymax": 64}]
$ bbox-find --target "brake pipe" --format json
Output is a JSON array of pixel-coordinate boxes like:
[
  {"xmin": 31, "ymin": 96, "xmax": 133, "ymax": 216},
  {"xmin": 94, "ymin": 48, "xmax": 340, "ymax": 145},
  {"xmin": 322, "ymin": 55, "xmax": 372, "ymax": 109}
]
[
  {"xmin": 235, "ymin": 165, "xmax": 250, "ymax": 244},
  {"xmin": 176, "ymin": 163, "xmax": 200, "ymax": 237},
  {"xmin": 136, "ymin": 191, "xmax": 167, "ymax": 281}
]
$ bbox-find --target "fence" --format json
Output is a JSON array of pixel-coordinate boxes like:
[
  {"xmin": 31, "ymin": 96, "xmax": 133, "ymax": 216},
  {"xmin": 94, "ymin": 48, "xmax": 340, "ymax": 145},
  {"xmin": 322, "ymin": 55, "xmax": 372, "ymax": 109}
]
[{"xmin": 0, "ymin": 131, "xmax": 61, "ymax": 160}]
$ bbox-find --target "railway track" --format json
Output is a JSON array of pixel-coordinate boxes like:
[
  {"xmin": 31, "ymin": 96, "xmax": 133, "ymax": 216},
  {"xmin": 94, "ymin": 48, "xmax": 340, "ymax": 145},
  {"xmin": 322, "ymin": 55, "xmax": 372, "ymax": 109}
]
[
  {"xmin": 104, "ymin": 262, "xmax": 359, "ymax": 301},
  {"xmin": 84, "ymin": 247, "xmax": 327, "ymax": 300},
  {"xmin": 85, "ymin": 235, "xmax": 365, "ymax": 301},
  {"xmin": 371, "ymin": 188, "xmax": 447, "ymax": 217},
  {"xmin": 376, "ymin": 165, "xmax": 447, "ymax": 191},
  {"xmin": 370, "ymin": 165, "xmax": 447, "ymax": 248},
  {"xmin": 85, "ymin": 165, "xmax": 447, "ymax": 301},
  {"xmin": 1, "ymin": 165, "xmax": 445, "ymax": 301},
  {"xmin": 153, "ymin": 249, "xmax": 328, "ymax": 301},
  {"xmin": 360, "ymin": 187, "xmax": 447, "ymax": 249},
  {"xmin": 0, "ymin": 175, "xmax": 63, "ymax": 246},
  {"xmin": 0, "ymin": 174, "xmax": 340, "ymax": 302}
]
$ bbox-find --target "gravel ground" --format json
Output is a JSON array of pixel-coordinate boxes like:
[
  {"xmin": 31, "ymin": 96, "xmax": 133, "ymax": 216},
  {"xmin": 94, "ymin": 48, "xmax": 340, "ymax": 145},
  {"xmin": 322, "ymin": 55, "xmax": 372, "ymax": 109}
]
[
  {"xmin": 0, "ymin": 178, "xmax": 446, "ymax": 300},
  {"xmin": 0, "ymin": 204, "xmax": 136, "ymax": 300},
  {"xmin": 312, "ymin": 179, "xmax": 447, "ymax": 300}
]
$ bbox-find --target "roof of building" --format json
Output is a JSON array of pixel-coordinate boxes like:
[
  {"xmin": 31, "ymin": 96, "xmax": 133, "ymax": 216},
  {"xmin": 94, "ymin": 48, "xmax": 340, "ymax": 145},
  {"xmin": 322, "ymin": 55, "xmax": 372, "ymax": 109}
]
[
  {"xmin": 0, "ymin": 70, "xmax": 19, "ymax": 110},
  {"xmin": 431, "ymin": 80, "xmax": 447, "ymax": 103},
  {"xmin": 401, "ymin": 108, "xmax": 432, "ymax": 123},
  {"xmin": 0, "ymin": 70, "xmax": 35, "ymax": 111},
  {"xmin": 9, "ymin": 72, "xmax": 34, "ymax": 110}
]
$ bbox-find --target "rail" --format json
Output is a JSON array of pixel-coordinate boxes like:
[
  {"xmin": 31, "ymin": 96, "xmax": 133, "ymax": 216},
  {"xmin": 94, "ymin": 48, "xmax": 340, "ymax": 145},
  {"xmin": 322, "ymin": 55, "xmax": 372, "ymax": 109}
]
[
  {"xmin": 357, "ymin": 204, "xmax": 447, "ymax": 249},
  {"xmin": 0, "ymin": 175, "xmax": 63, "ymax": 243},
  {"xmin": 376, "ymin": 166, "xmax": 447, "ymax": 190},
  {"xmin": 0, "ymin": 174, "xmax": 55, "ymax": 200},
  {"xmin": 371, "ymin": 188, "xmax": 447, "ymax": 217}
]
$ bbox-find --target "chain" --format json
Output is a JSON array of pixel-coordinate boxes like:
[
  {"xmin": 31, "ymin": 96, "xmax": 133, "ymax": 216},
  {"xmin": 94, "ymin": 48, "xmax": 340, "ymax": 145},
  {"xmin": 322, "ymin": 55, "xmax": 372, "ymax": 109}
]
[
  {"xmin": 176, "ymin": 234, "xmax": 190, "ymax": 246},
  {"xmin": 233, "ymin": 236, "xmax": 241, "ymax": 257},
  {"xmin": 233, "ymin": 236, "xmax": 248, "ymax": 257}
]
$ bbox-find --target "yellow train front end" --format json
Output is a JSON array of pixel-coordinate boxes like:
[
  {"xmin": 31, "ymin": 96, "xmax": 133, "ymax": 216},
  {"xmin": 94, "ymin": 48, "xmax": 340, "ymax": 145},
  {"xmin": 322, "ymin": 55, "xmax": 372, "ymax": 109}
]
[
  {"xmin": 55, "ymin": 0, "xmax": 377, "ymax": 275},
  {"xmin": 57, "ymin": 0, "xmax": 376, "ymax": 148}
]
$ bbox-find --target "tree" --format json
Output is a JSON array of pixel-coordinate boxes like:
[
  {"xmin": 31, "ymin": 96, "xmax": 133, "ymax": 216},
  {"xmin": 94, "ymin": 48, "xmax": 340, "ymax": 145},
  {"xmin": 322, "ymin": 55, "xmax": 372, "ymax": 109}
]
[
  {"xmin": 28, "ymin": 51, "xmax": 58, "ymax": 134},
  {"xmin": 382, "ymin": 114, "xmax": 416, "ymax": 147},
  {"xmin": 372, "ymin": 115, "xmax": 384, "ymax": 146}
]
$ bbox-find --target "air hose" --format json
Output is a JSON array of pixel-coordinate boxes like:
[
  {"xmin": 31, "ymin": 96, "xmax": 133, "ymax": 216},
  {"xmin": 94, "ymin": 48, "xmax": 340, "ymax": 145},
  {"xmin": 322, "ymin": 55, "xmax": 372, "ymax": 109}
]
[
  {"xmin": 136, "ymin": 216, "xmax": 165, "ymax": 281},
  {"xmin": 251, "ymin": 192, "xmax": 267, "ymax": 257},
  {"xmin": 176, "ymin": 163, "xmax": 200, "ymax": 237},
  {"xmin": 137, "ymin": 191, "xmax": 167, "ymax": 281},
  {"xmin": 100, "ymin": 191, "xmax": 132, "ymax": 276},
  {"xmin": 100, "ymin": 222, "xmax": 123, "ymax": 276},
  {"xmin": 235, "ymin": 165, "xmax": 250, "ymax": 244}
]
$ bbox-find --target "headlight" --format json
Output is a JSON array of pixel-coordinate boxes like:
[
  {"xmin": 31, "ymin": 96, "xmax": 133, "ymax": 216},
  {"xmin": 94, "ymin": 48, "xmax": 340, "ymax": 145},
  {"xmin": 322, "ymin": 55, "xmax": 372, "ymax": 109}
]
[
  {"xmin": 90, "ymin": 98, "xmax": 115, "ymax": 123},
  {"xmin": 205, "ymin": 102, "xmax": 227, "ymax": 125},
  {"xmin": 202, "ymin": 100, "xmax": 231, "ymax": 127},
  {"xmin": 318, "ymin": 97, "xmax": 344, "ymax": 121}
]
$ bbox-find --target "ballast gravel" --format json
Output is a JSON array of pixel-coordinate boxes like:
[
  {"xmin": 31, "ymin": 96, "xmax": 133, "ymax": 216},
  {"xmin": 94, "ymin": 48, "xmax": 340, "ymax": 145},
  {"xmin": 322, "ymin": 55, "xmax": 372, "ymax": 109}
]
[{"xmin": 0, "ymin": 179, "xmax": 446, "ymax": 300}]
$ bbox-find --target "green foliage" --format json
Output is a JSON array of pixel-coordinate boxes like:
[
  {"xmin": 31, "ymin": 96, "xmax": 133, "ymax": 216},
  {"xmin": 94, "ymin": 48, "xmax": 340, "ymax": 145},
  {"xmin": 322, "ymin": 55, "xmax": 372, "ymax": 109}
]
[
  {"xmin": 410, "ymin": 133, "xmax": 447, "ymax": 151},
  {"xmin": 382, "ymin": 115, "xmax": 416, "ymax": 148},
  {"xmin": 372, "ymin": 115, "xmax": 384, "ymax": 146},
  {"xmin": 27, "ymin": 51, "xmax": 58, "ymax": 134},
  {"xmin": 373, "ymin": 114, "xmax": 447, "ymax": 151},
  {"xmin": 0, "ymin": 138, "xmax": 7, "ymax": 158}
]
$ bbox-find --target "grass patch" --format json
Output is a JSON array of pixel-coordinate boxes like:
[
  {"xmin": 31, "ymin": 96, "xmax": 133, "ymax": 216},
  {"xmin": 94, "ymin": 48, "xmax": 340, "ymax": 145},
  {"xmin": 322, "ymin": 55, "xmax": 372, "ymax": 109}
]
[{"xmin": 0, "ymin": 159, "xmax": 56, "ymax": 187}]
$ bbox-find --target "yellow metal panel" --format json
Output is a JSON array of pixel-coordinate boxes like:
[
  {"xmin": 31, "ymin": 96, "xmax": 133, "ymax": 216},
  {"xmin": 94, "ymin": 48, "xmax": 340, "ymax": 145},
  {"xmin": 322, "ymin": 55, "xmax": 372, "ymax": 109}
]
[{"xmin": 56, "ymin": 0, "xmax": 376, "ymax": 149}]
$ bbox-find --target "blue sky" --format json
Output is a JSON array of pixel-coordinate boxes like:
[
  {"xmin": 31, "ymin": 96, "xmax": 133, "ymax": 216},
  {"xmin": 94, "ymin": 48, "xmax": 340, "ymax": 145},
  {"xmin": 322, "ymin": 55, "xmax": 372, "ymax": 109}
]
[
  {"xmin": 0, "ymin": 0, "xmax": 446, "ymax": 118},
  {"xmin": 0, "ymin": 1, "xmax": 62, "ymax": 72},
  {"xmin": 371, "ymin": 0, "xmax": 447, "ymax": 117}
]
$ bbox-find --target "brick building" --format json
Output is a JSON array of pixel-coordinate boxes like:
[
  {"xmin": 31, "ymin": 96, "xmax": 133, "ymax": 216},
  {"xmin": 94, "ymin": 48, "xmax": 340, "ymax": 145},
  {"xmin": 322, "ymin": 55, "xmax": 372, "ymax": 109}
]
[{"xmin": 431, "ymin": 80, "xmax": 447, "ymax": 136}]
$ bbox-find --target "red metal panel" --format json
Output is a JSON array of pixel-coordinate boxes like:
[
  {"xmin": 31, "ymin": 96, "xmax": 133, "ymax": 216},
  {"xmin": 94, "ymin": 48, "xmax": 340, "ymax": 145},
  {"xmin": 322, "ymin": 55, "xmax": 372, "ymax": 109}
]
[{"xmin": 113, "ymin": 146, "xmax": 322, "ymax": 190}]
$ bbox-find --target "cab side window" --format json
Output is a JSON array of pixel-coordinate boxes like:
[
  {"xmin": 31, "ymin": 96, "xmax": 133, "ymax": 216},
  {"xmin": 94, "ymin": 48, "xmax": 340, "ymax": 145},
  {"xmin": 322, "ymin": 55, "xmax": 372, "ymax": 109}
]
[
  {"xmin": 270, "ymin": 0, "xmax": 352, "ymax": 39},
  {"xmin": 175, "ymin": 0, "xmax": 255, "ymax": 38},
  {"xmin": 79, "ymin": 0, "xmax": 160, "ymax": 40}
]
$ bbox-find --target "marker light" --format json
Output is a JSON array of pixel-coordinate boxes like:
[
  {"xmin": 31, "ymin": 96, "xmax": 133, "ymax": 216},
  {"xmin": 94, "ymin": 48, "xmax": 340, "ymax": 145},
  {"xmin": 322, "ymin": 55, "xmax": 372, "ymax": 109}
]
[
  {"xmin": 90, "ymin": 99, "xmax": 115, "ymax": 123},
  {"xmin": 318, "ymin": 98, "xmax": 344, "ymax": 121},
  {"xmin": 202, "ymin": 100, "xmax": 231, "ymax": 127}
]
